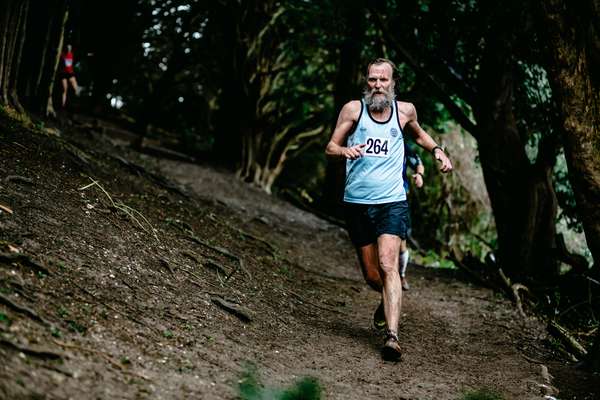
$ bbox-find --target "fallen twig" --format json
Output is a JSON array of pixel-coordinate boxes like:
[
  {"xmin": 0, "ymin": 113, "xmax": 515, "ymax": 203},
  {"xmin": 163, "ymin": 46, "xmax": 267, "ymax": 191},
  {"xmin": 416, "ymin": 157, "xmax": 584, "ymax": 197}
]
[
  {"xmin": 79, "ymin": 177, "xmax": 159, "ymax": 241},
  {"xmin": 547, "ymin": 320, "xmax": 588, "ymax": 360},
  {"xmin": 0, "ymin": 293, "xmax": 51, "ymax": 326},
  {"xmin": 0, "ymin": 203, "xmax": 13, "ymax": 214}
]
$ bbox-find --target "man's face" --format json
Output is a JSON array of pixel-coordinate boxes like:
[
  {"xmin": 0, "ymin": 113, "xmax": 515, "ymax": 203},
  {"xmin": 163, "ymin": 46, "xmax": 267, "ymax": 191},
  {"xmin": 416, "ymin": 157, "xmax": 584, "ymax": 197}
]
[
  {"xmin": 367, "ymin": 63, "xmax": 394, "ymax": 95},
  {"xmin": 364, "ymin": 63, "xmax": 395, "ymax": 112}
]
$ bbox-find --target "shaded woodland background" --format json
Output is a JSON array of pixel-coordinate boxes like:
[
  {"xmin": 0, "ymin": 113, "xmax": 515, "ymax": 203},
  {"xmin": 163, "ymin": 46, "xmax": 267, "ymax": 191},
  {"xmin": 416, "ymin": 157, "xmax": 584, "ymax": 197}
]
[{"xmin": 0, "ymin": 0, "xmax": 599, "ymax": 370}]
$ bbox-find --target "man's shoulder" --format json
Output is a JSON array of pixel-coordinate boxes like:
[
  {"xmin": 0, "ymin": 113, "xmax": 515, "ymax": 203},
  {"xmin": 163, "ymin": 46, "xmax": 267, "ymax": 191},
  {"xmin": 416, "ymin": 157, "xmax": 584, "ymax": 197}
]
[
  {"xmin": 341, "ymin": 100, "xmax": 362, "ymax": 120},
  {"xmin": 395, "ymin": 100, "xmax": 415, "ymax": 115},
  {"xmin": 343, "ymin": 100, "xmax": 362, "ymax": 111}
]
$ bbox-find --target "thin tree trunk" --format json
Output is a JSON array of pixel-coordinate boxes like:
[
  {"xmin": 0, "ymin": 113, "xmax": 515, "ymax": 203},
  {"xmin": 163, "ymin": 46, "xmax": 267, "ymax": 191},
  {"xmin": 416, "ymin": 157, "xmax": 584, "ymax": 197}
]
[
  {"xmin": 9, "ymin": 0, "xmax": 28, "ymax": 113},
  {"xmin": 34, "ymin": 6, "xmax": 53, "ymax": 99},
  {"xmin": 0, "ymin": 0, "xmax": 15, "ymax": 105},
  {"xmin": 322, "ymin": 1, "xmax": 366, "ymax": 216},
  {"xmin": 45, "ymin": 2, "xmax": 68, "ymax": 117}
]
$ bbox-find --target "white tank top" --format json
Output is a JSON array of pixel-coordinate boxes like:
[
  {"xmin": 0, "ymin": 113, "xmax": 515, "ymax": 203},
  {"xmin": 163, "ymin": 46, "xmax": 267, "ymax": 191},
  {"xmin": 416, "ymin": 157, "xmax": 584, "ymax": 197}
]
[{"xmin": 344, "ymin": 100, "xmax": 406, "ymax": 204}]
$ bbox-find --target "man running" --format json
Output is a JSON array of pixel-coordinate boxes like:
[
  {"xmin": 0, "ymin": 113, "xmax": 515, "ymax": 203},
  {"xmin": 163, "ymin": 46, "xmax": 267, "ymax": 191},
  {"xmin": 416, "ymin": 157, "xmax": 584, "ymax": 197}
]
[
  {"xmin": 59, "ymin": 44, "xmax": 80, "ymax": 107},
  {"xmin": 400, "ymin": 142, "xmax": 424, "ymax": 292},
  {"xmin": 325, "ymin": 58, "xmax": 452, "ymax": 360}
]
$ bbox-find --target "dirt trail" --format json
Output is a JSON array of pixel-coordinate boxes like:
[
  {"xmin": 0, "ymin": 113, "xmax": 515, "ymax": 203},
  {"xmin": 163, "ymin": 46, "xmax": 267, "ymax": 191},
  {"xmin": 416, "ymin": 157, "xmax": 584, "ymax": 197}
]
[{"xmin": 0, "ymin": 117, "xmax": 597, "ymax": 399}]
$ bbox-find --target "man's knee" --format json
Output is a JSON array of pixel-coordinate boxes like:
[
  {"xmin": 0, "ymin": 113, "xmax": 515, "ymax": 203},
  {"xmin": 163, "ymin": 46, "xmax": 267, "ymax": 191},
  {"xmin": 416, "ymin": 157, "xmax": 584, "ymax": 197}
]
[{"xmin": 378, "ymin": 251, "xmax": 399, "ymax": 276}]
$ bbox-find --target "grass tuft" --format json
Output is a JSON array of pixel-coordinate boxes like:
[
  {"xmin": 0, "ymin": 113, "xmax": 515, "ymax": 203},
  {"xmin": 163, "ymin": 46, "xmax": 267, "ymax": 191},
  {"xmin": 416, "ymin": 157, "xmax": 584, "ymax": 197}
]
[{"xmin": 238, "ymin": 364, "xmax": 321, "ymax": 400}]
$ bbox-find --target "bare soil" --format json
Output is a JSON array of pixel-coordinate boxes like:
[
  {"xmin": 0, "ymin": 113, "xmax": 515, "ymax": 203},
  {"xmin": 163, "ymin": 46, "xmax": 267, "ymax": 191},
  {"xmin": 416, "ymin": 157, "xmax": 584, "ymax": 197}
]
[{"xmin": 0, "ymin": 114, "xmax": 598, "ymax": 399}]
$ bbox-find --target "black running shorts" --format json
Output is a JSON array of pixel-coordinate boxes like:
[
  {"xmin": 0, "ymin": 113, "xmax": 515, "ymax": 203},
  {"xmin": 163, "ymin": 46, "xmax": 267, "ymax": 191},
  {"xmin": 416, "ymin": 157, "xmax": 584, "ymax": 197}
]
[{"xmin": 344, "ymin": 200, "xmax": 411, "ymax": 247}]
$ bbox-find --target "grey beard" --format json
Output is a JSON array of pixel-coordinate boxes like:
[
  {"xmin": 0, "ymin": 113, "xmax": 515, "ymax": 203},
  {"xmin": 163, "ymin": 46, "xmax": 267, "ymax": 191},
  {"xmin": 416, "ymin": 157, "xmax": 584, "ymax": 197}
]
[{"xmin": 363, "ymin": 88, "xmax": 395, "ymax": 112}]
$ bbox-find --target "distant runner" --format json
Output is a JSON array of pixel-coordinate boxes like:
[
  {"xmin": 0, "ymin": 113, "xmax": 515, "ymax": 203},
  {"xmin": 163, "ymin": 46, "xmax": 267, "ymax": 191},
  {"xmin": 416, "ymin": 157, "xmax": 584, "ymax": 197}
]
[
  {"xmin": 59, "ymin": 44, "xmax": 80, "ymax": 107},
  {"xmin": 325, "ymin": 58, "xmax": 452, "ymax": 361},
  {"xmin": 399, "ymin": 142, "xmax": 424, "ymax": 292}
]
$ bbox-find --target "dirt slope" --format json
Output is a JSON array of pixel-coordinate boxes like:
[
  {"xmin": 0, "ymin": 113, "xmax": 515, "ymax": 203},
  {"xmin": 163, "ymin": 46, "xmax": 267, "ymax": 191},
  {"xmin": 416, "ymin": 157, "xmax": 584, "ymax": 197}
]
[{"xmin": 0, "ymin": 115, "xmax": 597, "ymax": 399}]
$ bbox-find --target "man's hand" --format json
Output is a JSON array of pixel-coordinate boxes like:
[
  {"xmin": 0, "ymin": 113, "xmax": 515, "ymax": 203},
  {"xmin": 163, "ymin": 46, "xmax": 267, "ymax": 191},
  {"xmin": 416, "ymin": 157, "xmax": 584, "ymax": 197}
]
[
  {"xmin": 434, "ymin": 148, "xmax": 453, "ymax": 173},
  {"xmin": 413, "ymin": 173, "xmax": 424, "ymax": 188},
  {"xmin": 341, "ymin": 144, "xmax": 366, "ymax": 160}
]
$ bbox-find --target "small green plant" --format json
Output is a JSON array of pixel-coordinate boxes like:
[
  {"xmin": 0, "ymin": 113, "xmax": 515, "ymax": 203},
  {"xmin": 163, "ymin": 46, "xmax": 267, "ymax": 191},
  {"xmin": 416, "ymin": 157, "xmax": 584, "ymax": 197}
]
[
  {"xmin": 460, "ymin": 388, "xmax": 504, "ymax": 400},
  {"xmin": 0, "ymin": 312, "xmax": 11, "ymax": 325},
  {"xmin": 278, "ymin": 265, "xmax": 292, "ymax": 278},
  {"xmin": 56, "ymin": 260, "xmax": 67, "ymax": 271},
  {"xmin": 57, "ymin": 306, "xmax": 69, "ymax": 318},
  {"xmin": 238, "ymin": 364, "xmax": 321, "ymax": 400},
  {"xmin": 50, "ymin": 327, "xmax": 62, "ymax": 338},
  {"xmin": 67, "ymin": 320, "xmax": 87, "ymax": 334},
  {"xmin": 162, "ymin": 329, "xmax": 174, "ymax": 339}
]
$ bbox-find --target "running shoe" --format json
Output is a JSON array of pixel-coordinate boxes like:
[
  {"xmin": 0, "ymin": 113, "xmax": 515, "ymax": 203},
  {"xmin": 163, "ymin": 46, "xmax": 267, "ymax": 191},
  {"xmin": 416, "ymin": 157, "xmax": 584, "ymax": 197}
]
[
  {"xmin": 381, "ymin": 330, "xmax": 402, "ymax": 361},
  {"xmin": 373, "ymin": 300, "xmax": 386, "ymax": 330}
]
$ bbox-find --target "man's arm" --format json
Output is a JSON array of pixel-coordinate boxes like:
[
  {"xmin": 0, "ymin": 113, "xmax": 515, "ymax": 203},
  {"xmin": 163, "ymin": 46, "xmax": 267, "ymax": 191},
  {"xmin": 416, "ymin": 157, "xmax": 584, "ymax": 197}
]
[
  {"xmin": 325, "ymin": 101, "xmax": 365, "ymax": 160},
  {"xmin": 405, "ymin": 142, "xmax": 425, "ymax": 188},
  {"xmin": 402, "ymin": 102, "xmax": 452, "ymax": 173}
]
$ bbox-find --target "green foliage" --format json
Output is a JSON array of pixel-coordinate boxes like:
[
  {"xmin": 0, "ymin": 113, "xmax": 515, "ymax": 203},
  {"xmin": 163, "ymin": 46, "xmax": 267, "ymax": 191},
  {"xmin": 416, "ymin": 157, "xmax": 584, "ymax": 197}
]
[
  {"xmin": 459, "ymin": 388, "xmax": 504, "ymax": 400},
  {"xmin": 418, "ymin": 250, "xmax": 456, "ymax": 270},
  {"xmin": 238, "ymin": 364, "xmax": 321, "ymax": 400},
  {"xmin": 0, "ymin": 312, "xmax": 11, "ymax": 325}
]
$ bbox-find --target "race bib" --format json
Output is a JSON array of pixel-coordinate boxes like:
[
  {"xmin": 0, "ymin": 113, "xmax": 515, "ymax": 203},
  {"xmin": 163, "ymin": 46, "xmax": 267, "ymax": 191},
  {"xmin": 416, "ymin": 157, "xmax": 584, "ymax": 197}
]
[{"xmin": 364, "ymin": 136, "xmax": 390, "ymax": 157}]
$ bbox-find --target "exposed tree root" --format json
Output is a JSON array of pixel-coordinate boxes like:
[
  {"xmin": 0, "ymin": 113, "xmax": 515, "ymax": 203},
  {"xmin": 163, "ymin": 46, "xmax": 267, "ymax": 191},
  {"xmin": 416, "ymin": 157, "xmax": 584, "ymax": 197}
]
[
  {"xmin": 0, "ymin": 337, "xmax": 62, "ymax": 359},
  {"xmin": 211, "ymin": 296, "xmax": 253, "ymax": 323},
  {"xmin": 110, "ymin": 154, "xmax": 190, "ymax": 199},
  {"xmin": 185, "ymin": 234, "xmax": 251, "ymax": 280},
  {"xmin": 0, "ymin": 293, "xmax": 51, "ymax": 326},
  {"xmin": 288, "ymin": 289, "xmax": 347, "ymax": 315},
  {"xmin": 52, "ymin": 339, "xmax": 150, "ymax": 381},
  {"xmin": 0, "ymin": 252, "xmax": 50, "ymax": 275}
]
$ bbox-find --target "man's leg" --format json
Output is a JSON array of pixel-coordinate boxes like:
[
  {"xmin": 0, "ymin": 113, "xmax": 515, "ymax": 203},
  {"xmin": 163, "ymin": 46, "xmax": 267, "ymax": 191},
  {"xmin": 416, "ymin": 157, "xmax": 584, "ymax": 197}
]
[
  {"xmin": 69, "ymin": 76, "xmax": 80, "ymax": 96},
  {"xmin": 378, "ymin": 233, "xmax": 403, "ymax": 360},
  {"xmin": 399, "ymin": 239, "xmax": 410, "ymax": 290},
  {"xmin": 356, "ymin": 244, "xmax": 386, "ymax": 330},
  {"xmin": 356, "ymin": 244, "xmax": 382, "ymax": 292},
  {"xmin": 377, "ymin": 234, "xmax": 402, "ymax": 334},
  {"xmin": 61, "ymin": 79, "xmax": 68, "ymax": 107}
]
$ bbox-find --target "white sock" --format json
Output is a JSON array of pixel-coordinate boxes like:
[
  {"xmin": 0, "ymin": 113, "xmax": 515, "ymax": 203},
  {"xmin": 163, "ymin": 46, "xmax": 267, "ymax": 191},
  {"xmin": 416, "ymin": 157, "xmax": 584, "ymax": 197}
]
[{"xmin": 399, "ymin": 250, "xmax": 409, "ymax": 277}]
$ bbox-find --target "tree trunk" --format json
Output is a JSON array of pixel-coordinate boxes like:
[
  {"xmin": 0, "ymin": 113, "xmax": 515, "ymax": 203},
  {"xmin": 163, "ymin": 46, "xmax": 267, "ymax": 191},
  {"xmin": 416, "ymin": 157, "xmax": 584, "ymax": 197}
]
[
  {"xmin": 538, "ymin": 0, "xmax": 600, "ymax": 371},
  {"xmin": 44, "ymin": 2, "xmax": 68, "ymax": 117},
  {"xmin": 8, "ymin": 0, "xmax": 28, "ymax": 114},
  {"xmin": 473, "ymin": 6, "xmax": 559, "ymax": 281},
  {"xmin": 0, "ymin": 0, "xmax": 14, "ymax": 105},
  {"xmin": 322, "ymin": 1, "xmax": 366, "ymax": 217},
  {"xmin": 34, "ymin": 5, "xmax": 53, "ymax": 100},
  {"xmin": 539, "ymin": 0, "xmax": 600, "ymax": 275}
]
